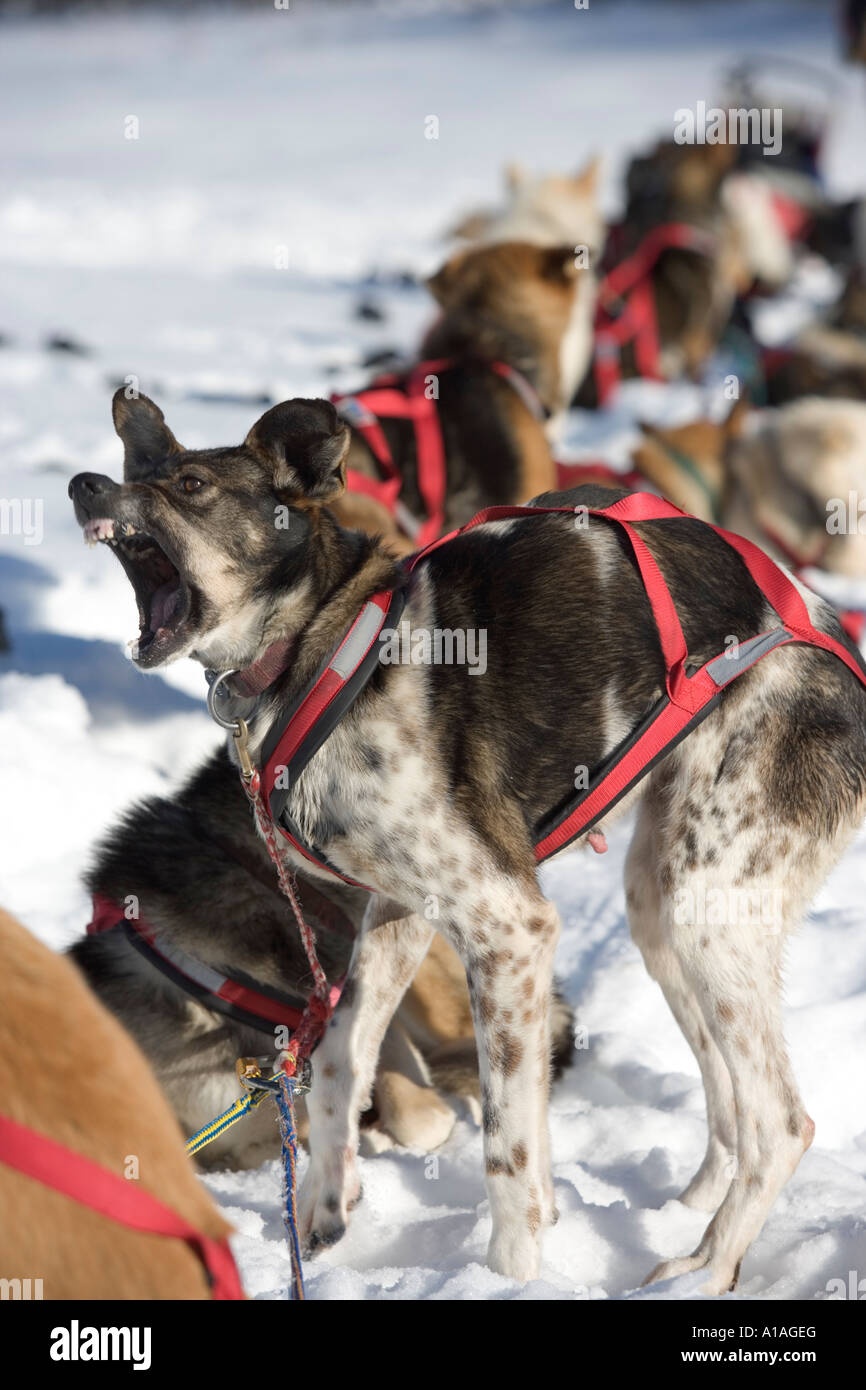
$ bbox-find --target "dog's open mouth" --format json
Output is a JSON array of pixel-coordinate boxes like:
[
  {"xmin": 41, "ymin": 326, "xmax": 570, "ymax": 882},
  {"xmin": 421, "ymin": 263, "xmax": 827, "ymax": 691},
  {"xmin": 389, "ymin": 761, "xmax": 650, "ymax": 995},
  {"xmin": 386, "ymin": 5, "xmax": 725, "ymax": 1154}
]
[{"xmin": 83, "ymin": 517, "xmax": 192, "ymax": 666}]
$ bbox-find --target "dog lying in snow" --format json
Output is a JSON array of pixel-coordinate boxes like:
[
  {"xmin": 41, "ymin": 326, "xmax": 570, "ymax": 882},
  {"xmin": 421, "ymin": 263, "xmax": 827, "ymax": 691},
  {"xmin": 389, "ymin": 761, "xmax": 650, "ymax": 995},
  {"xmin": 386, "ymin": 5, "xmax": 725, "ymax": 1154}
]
[
  {"xmin": 633, "ymin": 397, "xmax": 866, "ymax": 578},
  {"xmin": 70, "ymin": 390, "xmax": 866, "ymax": 1290},
  {"xmin": 0, "ymin": 907, "xmax": 240, "ymax": 1299},
  {"xmin": 71, "ymin": 745, "xmax": 575, "ymax": 1167}
]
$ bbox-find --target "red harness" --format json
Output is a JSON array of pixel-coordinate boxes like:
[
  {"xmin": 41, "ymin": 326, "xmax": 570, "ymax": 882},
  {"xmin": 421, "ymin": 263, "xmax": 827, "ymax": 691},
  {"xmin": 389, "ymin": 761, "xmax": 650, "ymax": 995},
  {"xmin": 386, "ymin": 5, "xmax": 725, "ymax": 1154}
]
[
  {"xmin": 593, "ymin": 223, "xmax": 716, "ymax": 405},
  {"xmin": 769, "ymin": 188, "xmax": 813, "ymax": 245},
  {"xmin": 249, "ymin": 491, "xmax": 866, "ymax": 887},
  {"xmin": 332, "ymin": 358, "xmax": 546, "ymax": 548},
  {"xmin": 554, "ymin": 461, "xmax": 865, "ymax": 644},
  {"xmin": 86, "ymin": 893, "xmax": 338, "ymax": 1035},
  {"xmin": 0, "ymin": 1112, "xmax": 243, "ymax": 1299}
]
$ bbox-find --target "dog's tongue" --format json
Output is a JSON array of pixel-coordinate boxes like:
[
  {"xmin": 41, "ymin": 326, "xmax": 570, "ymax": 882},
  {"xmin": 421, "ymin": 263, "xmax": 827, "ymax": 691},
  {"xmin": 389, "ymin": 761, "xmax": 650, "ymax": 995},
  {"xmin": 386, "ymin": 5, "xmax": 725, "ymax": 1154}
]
[
  {"xmin": 588, "ymin": 830, "xmax": 608, "ymax": 854},
  {"xmin": 150, "ymin": 581, "xmax": 180, "ymax": 633}
]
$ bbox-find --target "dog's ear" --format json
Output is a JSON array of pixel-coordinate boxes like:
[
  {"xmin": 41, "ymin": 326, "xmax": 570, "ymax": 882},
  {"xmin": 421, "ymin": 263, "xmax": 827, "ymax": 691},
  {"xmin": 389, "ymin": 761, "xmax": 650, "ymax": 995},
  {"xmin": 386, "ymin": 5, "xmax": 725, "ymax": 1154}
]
[
  {"xmin": 504, "ymin": 160, "xmax": 527, "ymax": 195},
  {"xmin": 245, "ymin": 398, "xmax": 349, "ymax": 501},
  {"xmin": 112, "ymin": 390, "xmax": 184, "ymax": 481},
  {"xmin": 572, "ymin": 153, "xmax": 602, "ymax": 196}
]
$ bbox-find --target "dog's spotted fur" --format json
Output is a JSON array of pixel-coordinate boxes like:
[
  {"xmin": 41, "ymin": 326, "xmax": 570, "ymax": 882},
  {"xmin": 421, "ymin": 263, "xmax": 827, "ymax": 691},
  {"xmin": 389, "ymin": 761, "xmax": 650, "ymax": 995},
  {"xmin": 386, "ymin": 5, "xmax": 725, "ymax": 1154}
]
[{"xmin": 70, "ymin": 394, "xmax": 866, "ymax": 1288}]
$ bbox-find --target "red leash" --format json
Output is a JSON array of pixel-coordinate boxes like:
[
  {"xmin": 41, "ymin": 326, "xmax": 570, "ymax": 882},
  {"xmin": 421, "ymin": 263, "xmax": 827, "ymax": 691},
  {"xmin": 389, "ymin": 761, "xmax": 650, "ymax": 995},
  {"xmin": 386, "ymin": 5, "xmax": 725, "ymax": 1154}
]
[
  {"xmin": 243, "ymin": 768, "xmax": 336, "ymax": 1077},
  {"xmin": 0, "ymin": 1112, "xmax": 244, "ymax": 1299}
]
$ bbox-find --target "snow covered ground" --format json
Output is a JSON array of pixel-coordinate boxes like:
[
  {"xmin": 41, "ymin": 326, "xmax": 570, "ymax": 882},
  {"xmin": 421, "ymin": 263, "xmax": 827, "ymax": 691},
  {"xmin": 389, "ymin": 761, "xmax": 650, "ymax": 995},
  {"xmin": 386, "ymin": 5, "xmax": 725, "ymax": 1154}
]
[{"xmin": 1, "ymin": 0, "xmax": 865, "ymax": 1301}]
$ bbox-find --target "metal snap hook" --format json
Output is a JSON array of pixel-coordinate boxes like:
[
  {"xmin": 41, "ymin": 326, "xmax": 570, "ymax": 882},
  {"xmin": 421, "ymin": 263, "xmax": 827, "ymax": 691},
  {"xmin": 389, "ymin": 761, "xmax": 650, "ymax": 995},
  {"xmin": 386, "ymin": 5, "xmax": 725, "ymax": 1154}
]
[{"xmin": 206, "ymin": 669, "xmax": 242, "ymax": 732}]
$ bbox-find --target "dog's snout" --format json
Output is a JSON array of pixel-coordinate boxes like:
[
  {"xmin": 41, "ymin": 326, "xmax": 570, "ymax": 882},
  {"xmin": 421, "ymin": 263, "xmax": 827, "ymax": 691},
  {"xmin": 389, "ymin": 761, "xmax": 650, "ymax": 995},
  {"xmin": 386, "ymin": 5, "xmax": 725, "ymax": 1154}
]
[{"xmin": 68, "ymin": 472, "xmax": 115, "ymax": 502}]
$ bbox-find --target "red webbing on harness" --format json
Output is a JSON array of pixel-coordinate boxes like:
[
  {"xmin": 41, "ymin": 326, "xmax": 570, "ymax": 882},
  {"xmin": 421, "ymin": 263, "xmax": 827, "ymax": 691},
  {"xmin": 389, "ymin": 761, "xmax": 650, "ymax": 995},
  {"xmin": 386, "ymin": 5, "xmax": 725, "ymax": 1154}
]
[
  {"xmin": 0, "ymin": 1113, "xmax": 244, "ymax": 1300},
  {"xmin": 87, "ymin": 893, "xmax": 308, "ymax": 1032},
  {"xmin": 770, "ymin": 189, "xmax": 813, "ymax": 244},
  {"xmin": 262, "ymin": 589, "xmax": 394, "ymax": 818},
  {"xmin": 252, "ymin": 491, "xmax": 866, "ymax": 887},
  {"xmin": 335, "ymin": 358, "xmax": 453, "ymax": 548},
  {"xmin": 399, "ymin": 493, "xmax": 866, "ymax": 862},
  {"xmin": 593, "ymin": 222, "xmax": 715, "ymax": 404}
]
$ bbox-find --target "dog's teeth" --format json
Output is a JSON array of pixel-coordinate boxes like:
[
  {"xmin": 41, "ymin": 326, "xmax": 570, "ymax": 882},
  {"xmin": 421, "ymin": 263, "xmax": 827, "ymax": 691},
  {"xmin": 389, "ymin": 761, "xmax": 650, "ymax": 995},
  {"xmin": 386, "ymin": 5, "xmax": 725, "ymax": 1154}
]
[{"xmin": 84, "ymin": 517, "xmax": 116, "ymax": 545}]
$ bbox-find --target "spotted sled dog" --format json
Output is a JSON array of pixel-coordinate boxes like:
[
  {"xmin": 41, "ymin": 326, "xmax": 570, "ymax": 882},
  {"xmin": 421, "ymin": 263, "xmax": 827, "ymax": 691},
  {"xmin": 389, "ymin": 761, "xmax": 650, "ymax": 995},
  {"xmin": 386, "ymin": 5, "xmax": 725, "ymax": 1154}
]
[{"xmin": 70, "ymin": 390, "xmax": 866, "ymax": 1290}]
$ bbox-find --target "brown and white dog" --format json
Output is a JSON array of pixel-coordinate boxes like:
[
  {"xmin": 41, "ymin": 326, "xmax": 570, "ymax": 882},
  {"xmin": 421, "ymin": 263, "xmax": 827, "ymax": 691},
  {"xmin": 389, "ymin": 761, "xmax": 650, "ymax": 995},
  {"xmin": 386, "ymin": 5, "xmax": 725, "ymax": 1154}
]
[
  {"xmin": 633, "ymin": 397, "xmax": 866, "ymax": 578},
  {"xmin": 330, "ymin": 238, "xmax": 594, "ymax": 550},
  {"xmin": 449, "ymin": 155, "xmax": 605, "ymax": 262},
  {"xmin": 69, "ymin": 392, "xmax": 866, "ymax": 1291}
]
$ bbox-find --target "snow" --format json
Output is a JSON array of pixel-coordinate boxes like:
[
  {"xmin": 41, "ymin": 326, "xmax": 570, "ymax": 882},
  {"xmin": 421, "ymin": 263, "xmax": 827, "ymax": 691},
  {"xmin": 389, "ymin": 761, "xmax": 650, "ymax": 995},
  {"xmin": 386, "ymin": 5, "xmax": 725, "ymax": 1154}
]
[{"xmin": 1, "ymin": 0, "xmax": 865, "ymax": 1301}]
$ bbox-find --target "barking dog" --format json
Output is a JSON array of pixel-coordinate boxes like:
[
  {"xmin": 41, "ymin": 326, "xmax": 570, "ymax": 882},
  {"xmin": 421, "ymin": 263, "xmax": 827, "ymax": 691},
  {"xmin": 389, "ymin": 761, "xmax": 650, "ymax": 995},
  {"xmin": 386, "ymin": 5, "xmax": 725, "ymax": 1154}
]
[
  {"xmin": 70, "ymin": 392, "xmax": 866, "ymax": 1290},
  {"xmin": 71, "ymin": 744, "xmax": 576, "ymax": 1167}
]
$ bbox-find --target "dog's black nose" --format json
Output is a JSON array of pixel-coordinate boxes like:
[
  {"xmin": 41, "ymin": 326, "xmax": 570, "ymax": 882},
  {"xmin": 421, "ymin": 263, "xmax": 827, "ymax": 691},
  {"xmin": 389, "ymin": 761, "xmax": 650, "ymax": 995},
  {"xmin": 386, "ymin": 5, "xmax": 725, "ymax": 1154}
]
[{"xmin": 68, "ymin": 472, "xmax": 115, "ymax": 502}]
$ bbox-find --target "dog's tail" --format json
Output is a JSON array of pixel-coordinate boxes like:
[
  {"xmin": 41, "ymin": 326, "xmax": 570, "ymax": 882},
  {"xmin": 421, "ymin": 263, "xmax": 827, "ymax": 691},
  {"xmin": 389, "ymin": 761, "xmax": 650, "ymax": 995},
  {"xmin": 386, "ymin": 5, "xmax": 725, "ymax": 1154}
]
[{"xmin": 426, "ymin": 984, "xmax": 577, "ymax": 1099}]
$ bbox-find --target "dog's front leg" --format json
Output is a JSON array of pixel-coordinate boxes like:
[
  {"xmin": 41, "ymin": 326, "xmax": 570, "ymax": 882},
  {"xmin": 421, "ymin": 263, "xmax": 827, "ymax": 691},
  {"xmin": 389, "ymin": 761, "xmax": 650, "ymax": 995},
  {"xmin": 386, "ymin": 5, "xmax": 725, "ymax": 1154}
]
[
  {"xmin": 452, "ymin": 891, "xmax": 561, "ymax": 1283},
  {"xmin": 299, "ymin": 897, "xmax": 434, "ymax": 1254}
]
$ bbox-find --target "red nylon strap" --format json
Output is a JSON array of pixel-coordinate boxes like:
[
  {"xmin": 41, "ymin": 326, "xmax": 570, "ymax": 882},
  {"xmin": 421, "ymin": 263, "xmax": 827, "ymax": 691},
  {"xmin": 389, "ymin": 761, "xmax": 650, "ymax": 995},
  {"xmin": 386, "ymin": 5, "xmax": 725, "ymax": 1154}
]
[
  {"xmin": 593, "ymin": 222, "xmax": 713, "ymax": 405},
  {"xmin": 406, "ymin": 366, "xmax": 448, "ymax": 547},
  {"xmin": 594, "ymin": 282, "xmax": 658, "ymax": 405},
  {"xmin": 215, "ymin": 976, "xmax": 304, "ymax": 1028},
  {"xmin": 710, "ymin": 521, "xmax": 866, "ymax": 686},
  {"xmin": 87, "ymin": 891, "xmax": 126, "ymax": 936},
  {"xmin": 333, "ymin": 358, "xmax": 452, "ymax": 547},
  {"xmin": 598, "ymin": 222, "xmax": 714, "ymax": 306},
  {"xmin": 535, "ymin": 696, "xmax": 697, "ymax": 861},
  {"xmin": 271, "ymin": 816, "xmax": 374, "ymax": 892},
  {"xmin": 0, "ymin": 1113, "xmax": 243, "ymax": 1300},
  {"xmin": 770, "ymin": 190, "xmax": 812, "ymax": 243},
  {"xmin": 631, "ymin": 277, "xmax": 662, "ymax": 380},
  {"xmin": 88, "ymin": 895, "xmax": 307, "ymax": 1031},
  {"xmin": 262, "ymin": 587, "xmax": 396, "ymax": 815}
]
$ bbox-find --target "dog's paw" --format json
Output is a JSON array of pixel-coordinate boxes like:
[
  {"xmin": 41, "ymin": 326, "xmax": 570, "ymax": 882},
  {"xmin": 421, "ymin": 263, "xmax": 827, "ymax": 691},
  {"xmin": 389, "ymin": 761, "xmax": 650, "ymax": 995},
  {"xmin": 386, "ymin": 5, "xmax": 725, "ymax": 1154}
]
[
  {"xmin": 487, "ymin": 1230, "xmax": 541, "ymax": 1283},
  {"xmin": 298, "ymin": 1156, "xmax": 361, "ymax": 1257},
  {"xmin": 642, "ymin": 1252, "xmax": 709, "ymax": 1288}
]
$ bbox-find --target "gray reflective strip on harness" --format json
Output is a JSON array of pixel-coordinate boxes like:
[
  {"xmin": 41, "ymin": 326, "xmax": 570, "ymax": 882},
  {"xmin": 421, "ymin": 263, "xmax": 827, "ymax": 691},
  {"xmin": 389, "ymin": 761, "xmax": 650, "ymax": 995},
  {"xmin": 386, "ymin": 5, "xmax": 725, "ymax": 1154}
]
[
  {"xmin": 136, "ymin": 926, "xmax": 228, "ymax": 995},
  {"xmin": 706, "ymin": 628, "xmax": 792, "ymax": 687},
  {"xmin": 330, "ymin": 601, "xmax": 390, "ymax": 679}
]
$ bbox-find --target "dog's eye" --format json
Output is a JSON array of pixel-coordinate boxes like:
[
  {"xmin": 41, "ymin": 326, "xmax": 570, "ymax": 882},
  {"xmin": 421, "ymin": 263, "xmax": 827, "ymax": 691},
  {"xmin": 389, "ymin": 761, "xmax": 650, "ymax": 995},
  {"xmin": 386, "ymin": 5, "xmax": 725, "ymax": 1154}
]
[{"xmin": 180, "ymin": 476, "xmax": 205, "ymax": 494}]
